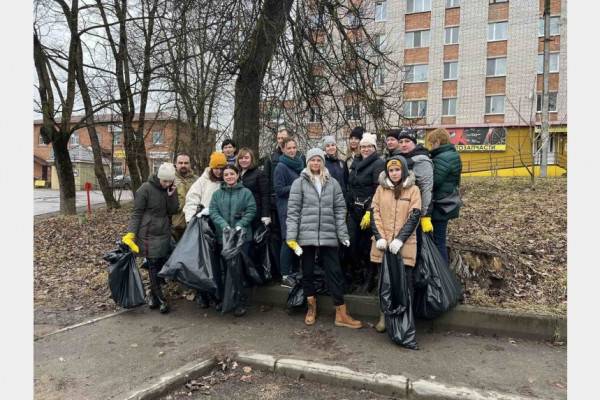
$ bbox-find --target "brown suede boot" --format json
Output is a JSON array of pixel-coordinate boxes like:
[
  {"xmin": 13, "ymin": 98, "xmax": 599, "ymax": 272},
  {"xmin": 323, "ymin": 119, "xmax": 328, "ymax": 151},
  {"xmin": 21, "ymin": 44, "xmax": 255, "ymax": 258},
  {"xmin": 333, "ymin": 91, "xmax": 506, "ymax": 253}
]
[
  {"xmin": 334, "ymin": 304, "xmax": 363, "ymax": 329},
  {"xmin": 305, "ymin": 296, "xmax": 317, "ymax": 326},
  {"xmin": 375, "ymin": 311, "xmax": 386, "ymax": 333}
]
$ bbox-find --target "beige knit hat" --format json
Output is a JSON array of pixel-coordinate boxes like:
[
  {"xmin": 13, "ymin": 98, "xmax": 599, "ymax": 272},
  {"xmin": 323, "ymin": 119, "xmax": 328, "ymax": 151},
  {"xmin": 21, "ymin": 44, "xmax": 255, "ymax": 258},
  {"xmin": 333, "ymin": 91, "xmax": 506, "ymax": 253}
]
[
  {"xmin": 157, "ymin": 162, "xmax": 176, "ymax": 181},
  {"xmin": 359, "ymin": 132, "xmax": 377, "ymax": 149}
]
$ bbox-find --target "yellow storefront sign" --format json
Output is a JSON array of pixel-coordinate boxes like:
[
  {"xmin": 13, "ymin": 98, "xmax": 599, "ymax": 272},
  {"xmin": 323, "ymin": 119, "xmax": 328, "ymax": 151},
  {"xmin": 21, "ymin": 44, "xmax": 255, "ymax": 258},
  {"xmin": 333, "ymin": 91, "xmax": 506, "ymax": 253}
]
[
  {"xmin": 455, "ymin": 144, "xmax": 507, "ymax": 152},
  {"xmin": 114, "ymin": 150, "xmax": 126, "ymax": 158}
]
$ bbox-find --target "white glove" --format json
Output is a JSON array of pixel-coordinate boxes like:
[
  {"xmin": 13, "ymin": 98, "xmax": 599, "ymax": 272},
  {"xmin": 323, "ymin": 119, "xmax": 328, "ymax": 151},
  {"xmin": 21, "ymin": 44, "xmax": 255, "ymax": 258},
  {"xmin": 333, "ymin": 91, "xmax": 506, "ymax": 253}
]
[
  {"xmin": 294, "ymin": 246, "xmax": 303, "ymax": 256},
  {"xmin": 342, "ymin": 239, "xmax": 350, "ymax": 247},
  {"xmin": 235, "ymin": 226, "xmax": 243, "ymax": 231},
  {"xmin": 389, "ymin": 239, "xmax": 403, "ymax": 255},
  {"xmin": 376, "ymin": 238, "xmax": 387, "ymax": 250},
  {"xmin": 198, "ymin": 207, "xmax": 210, "ymax": 217},
  {"xmin": 261, "ymin": 217, "xmax": 271, "ymax": 226}
]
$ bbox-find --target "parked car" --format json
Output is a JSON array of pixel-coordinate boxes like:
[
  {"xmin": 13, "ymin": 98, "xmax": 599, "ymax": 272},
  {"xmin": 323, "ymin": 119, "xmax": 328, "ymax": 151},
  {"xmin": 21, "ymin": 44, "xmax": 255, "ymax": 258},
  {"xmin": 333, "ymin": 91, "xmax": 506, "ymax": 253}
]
[{"xmin": 111, "ymin": 175, "xmax": 131, "ymax": 190}]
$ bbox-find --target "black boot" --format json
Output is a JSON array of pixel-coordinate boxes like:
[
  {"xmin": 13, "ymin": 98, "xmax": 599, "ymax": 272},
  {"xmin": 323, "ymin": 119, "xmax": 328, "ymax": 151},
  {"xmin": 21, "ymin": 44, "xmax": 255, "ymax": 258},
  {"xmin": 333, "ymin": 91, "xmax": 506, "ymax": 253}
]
[
  {"xmin": 195, "ymin": 291, "xmax": 210, "ymax": 309},
  {"xmin": 149, "ymin": 264, "xmax": 169, "ymax": 314},
  {"xmin": 233, "ymin": 306, "xmax": 247, "ymax": 317},
  {"xmin": 147, "ymin": 290, "xmax": 159, "ymax": 310}
]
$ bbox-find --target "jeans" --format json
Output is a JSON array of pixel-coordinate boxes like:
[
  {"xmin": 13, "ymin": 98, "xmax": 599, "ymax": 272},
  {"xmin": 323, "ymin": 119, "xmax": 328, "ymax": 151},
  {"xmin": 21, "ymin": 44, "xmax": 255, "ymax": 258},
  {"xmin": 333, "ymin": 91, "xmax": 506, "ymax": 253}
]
[
  {"xmin": 280, "ymin": 244, "xmax": 296, "ymax": 276},
  {"xmin": 432, "ymin": 220, "xmax": 449, "ymax": 266},
  {"xmin": 301, "ymin": 246, "xmax": 345, "ymax": 306}
]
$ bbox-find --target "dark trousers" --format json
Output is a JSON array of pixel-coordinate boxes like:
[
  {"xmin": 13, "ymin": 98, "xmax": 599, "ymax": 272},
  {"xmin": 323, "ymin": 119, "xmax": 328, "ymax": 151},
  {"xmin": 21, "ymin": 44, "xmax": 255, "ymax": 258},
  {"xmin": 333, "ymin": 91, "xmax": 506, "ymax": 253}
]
[
  {"xmin": 432, "ymin": 220, "xmax": 449, "ymax": 266},
  {"xmin": 270, "ymin": 207, "xmax": 284, "ymax": 276},
  {"xmin": 301, "ymin": 246, "xmax": 345, "ymax": 306},
  {"xmin": 147, "ymin": 257, "xmax": 168, "ymax": 302},
  {"xmin": 347, "ymin": 208, "xmax": 372, "ymax": 278}
]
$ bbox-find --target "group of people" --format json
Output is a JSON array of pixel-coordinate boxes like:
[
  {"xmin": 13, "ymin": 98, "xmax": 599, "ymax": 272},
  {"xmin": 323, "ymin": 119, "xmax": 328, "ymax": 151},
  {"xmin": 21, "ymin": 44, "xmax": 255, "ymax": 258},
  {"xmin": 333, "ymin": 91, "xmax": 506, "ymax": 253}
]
[{"xmin": 120, "ymin": 125, "xmax": 462, "ymax": 347}]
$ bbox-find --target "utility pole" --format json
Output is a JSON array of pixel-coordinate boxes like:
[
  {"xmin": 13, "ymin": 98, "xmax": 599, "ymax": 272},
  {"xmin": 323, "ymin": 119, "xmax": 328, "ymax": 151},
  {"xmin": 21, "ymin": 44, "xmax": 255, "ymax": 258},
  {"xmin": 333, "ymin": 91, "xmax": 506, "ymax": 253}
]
[{"xmin": 540, "ymin": 0, "xmax": 551, "ymax": 177}]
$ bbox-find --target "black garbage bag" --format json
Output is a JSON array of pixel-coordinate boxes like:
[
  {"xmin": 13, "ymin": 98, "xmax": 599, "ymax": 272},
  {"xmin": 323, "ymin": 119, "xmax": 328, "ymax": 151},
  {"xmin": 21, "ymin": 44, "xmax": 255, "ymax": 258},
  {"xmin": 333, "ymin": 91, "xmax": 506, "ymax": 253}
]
[
  {"xmin": 286, "ymin": 266, "xmax": 329, "ymax": 309},
  {"xmin": 241, "ymin": 251, "xmax": 265, "ymax": 287},
  {"xmin": 253, "ymin": 225, "xmax": 273, "ymax": 282},
  {"xmin": 158, "ymin": 216, "xmax": 218, "ymax": 293},
  {"xmin": 379, "ymin": 251, "xmax": 418, "ymax": 349},
  {"xmin": 220, "ymin": 228, "xmax": 247, "ymax": 314},
  {"xmin": 103, "ymin": 244, "xmax": 146, "ymax": 308},
  {"xmin": 413, "ymin": 233, "xmax": 463, "ymax": 320}
]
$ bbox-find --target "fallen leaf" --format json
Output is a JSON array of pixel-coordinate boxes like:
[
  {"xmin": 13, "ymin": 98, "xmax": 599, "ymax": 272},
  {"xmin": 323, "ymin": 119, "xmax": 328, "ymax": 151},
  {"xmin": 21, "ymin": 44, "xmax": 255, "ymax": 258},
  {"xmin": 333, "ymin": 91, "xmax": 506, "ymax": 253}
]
[{"xmin": 243, "ymin": 366, "xmax": 252, "ymax": 374}]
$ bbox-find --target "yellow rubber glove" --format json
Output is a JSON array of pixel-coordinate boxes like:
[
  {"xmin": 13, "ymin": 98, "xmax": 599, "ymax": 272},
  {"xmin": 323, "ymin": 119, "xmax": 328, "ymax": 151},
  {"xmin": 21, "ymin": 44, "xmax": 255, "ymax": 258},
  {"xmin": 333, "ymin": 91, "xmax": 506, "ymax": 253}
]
[
  {"xmin": 360, "ymin": 211, "xmax": 371, "ymax": 230},
  {"xmin": 286, "ymin": 240, "xmax": 303, "ymax": 256},
  {"xmin": 122, "ymin": 232, "xmax": 139, "ymax": 253},
  {"xmin": 420, "ymin": 216, "xmax": 433, "ymax": 233}
]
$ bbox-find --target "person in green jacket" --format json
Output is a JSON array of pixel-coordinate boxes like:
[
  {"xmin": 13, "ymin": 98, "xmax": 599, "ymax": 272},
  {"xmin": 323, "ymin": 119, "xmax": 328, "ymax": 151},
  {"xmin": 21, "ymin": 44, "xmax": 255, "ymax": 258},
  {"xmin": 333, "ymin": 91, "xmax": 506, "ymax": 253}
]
[
  {"xmin": 209, "ymin": 164, "xmax": 257, "ymax": 316},
  {"xmin": 427, "ymin": 128, "xmax": 462, "ymax": 265}
]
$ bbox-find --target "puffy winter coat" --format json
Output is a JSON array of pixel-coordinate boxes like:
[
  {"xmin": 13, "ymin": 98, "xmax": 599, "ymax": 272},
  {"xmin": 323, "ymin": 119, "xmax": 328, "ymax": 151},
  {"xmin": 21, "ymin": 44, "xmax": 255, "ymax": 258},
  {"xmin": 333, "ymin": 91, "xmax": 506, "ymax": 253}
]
[
  {"xmin": 209, "ymin": 182, "xmax": 257, "ymax": 244},
  {"xmin": 325, "ymin": 154, "xmax": 349, "ymax": 198},
  {"xmin": 127, "ymin": 175, "xmax": 179, "ymax": 259},
  {"xmin": 430, "ymin": 143, "xmax": 462, "ymax": 222},
  {"xmin": 347, "ymin": 152, "xmax": 385, "ymax": 211},
  {"xmin": 171, "ymin": 171, "xmax": 199, "ymax": 232},
  {"xmin": 370, "ymin": 170, "xmax": 422, "ymax": 267},
  {"xmin": 240, "ymin": 166, "xmax": 270, "ymax": 220},
  {"xmin": 400, "ymin": 145, "xmax": 434, "ymax": 216},
  {"xmin": 286, "ymin": 168, "xmax": 349, "ymax": 247},
  {"xmin": 183, "ymin": 168, "xmax": 222, "ymax": 222},
  {"xmin": 273, "ymin": 161, "xmax": 301, "ymax": 240}
]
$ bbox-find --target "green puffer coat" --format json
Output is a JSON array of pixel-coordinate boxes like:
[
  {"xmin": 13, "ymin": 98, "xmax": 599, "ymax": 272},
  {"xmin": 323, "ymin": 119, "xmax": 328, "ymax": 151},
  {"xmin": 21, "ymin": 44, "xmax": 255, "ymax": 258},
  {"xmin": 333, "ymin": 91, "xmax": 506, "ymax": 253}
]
[
  {"xmin": 209, "ymin": 182, "xmax": 257, "ymax": 244},
  {"xmin": 127, "ymin": 175, "xmax": 179, "ymax": 258},
  {"xmin": 430, "ymin": 143, "xmax": 462, "ymax": 221}
]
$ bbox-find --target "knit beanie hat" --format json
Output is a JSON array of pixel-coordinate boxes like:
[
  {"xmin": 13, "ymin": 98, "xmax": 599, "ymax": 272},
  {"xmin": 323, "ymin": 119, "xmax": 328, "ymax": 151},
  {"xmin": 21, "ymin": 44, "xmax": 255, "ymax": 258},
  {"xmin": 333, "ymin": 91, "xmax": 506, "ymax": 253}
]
[
  {"xmin": 385, "ymin": 155, "xmax": 409, "ymax": 183},
  {"xmin": 349, "ymin": 126, "xmax": 364, "ymax": 140},
  {"xmin": 157, "ymin": 162, "xmax": 176, "ymax": 181},
  {"xmin": 359, "ymin": 132, "xmax": 377, "ymax": 149},
  {"xmin": 321, "ymin": 135, "xmax": 336, "ymax": 148},
  {"xmin": 306, "ymin": 147, "xmax": 326, "ymax": 163},
  {"xmin": 386, "ymin": 129, "xmax": 401, "ymax": 140},
  {"xmin": 397, "ymin": 128, "xmax": 417, "ymax": 144},
  {"xmin": 209, "ymin": 152, "xmax": 228, "ymax": 169}
]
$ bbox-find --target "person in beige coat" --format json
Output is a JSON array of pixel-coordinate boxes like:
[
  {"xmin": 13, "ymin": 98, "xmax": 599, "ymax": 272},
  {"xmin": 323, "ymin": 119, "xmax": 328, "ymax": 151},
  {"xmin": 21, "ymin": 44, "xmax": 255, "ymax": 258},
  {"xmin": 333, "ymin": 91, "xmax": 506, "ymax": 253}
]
[{"xmin": 370, "ymin": 155, "xmax": 422, "ymax": 333}]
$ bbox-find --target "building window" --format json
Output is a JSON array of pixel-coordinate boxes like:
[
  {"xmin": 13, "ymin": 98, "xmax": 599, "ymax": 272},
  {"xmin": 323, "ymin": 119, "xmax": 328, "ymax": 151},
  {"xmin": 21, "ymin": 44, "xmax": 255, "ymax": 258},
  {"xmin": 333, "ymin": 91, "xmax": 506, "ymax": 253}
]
[
  {"xmin": 536, "ymin": 92, "xmax": 558, "ymax": 112},
  {"xmin": 444, "ymin": 26, "xmax": 459, "ymax": 45},
  {"xmin": 375, "ymin": 66, "xmax": 385, "ymax": 86},
  {"xmin": 375, "ymin": 1, "xmax": 387, "ymax": 22},
  {"xmin": 112, "ymin": 126, "xmax": 122, "ymax": 144},
  {"xmin": 405, "ymin": 29, "xmax": 430, "ymax": 49},
  {"xmin": 489, "ymin": 0, "xmax": 508, "ymax": 3},
  {"xmin": 486, "ymin": 57, "xmax": 507, "ymax": 76},
  {"xmin": 404, "ymin": 100, "xmax": 427, "ymax": 118},
  {"xmin": 113, "ymin": 163, "xmax": 124, "ymax": 177},
  {"xmin": 152, "ymin": 130, "xmax": 165, "ymax": 145},
  {"xmin": 538, "ymin": 16, "xmax": 561, "ymax": 37},
  {"xmin": 407, "ymin": 0, "xmax": 431, "ymax": 14},
  {"xmin": 374, "ymin": 34, "xmax": 386, "ymax": 52},
  {"xmin": 38, "ymin": 133, "xmax": 46, "ymax": 145},
  {"xmin": 485, "ymin": 95, "xmax": 505, "ymax": 114},
  {"xmin": 347, "ymin": 11, "xmax": 360, "ymax": 28},
  {"xmin": 70, "ymin": 132, "xmax": 79, "ymax": 145},
  {"xmin": 446, "ymin": 0, "xmax": 459, "ymax": 7},
  {"xmin": 309, "ymin": 106, "xmax": 322, "ymax": 122},
  {"xmin": 345, "ymin": 104, "xmax": 360, "ymax": 120},
  {"xmin": 405, "ymin": 64, "xmax": 428, "ymax": 83},
  {"xmin": 488, "ymin": 21, "xmax": 508, "ymax": 41},
  {"xmin": 442, "ymin": 98, "xmax": 457, "ymax": 116},
  {"xmin": 443, "ymin": 61, "xmax": 458, "ymax": 80},
  {"xmin": 537, "ymin": 53, "xmax": 560, "ymax": 73}
]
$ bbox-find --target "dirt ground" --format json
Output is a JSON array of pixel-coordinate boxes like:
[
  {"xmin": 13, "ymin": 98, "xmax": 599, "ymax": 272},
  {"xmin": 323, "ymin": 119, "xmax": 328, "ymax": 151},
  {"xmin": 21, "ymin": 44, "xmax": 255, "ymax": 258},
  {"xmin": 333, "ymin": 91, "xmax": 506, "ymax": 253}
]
[
  {"xmin": 161, "ymin": 361, "xmax": 392, "ymax": 400},
  {"xmin": 33, "ymin": 176, "xmax": 567, "ymax": 331}
]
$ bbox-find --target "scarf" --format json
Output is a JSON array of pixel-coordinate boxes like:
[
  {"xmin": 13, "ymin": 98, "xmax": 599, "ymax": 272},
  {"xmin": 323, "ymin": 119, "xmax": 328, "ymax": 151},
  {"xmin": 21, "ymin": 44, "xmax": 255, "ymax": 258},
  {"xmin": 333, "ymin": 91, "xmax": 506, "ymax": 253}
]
[{"xmin": 279, "ymin": 154, "xmax": 304, "ymax": 174}]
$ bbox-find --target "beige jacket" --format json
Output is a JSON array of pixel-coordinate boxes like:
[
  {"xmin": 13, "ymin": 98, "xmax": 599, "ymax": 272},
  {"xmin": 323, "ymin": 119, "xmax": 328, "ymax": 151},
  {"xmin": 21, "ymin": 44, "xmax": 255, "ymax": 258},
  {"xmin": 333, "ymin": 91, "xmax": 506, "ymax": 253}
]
[{"xmin": 183, "ymin": 168, "xmax": 222, "ymax": 222}]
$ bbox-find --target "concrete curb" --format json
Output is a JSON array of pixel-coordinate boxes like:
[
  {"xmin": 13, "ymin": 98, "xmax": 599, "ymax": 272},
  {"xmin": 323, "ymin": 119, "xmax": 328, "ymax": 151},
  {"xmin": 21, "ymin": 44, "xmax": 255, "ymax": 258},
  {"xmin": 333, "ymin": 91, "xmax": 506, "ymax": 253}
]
[
  {"xmin": 122, "ymin": 357, "xmax": 216, "ymax": 400},
  {"xmin": 248, "ymin": 285, "xmax": 566, "ymax": 341},
  {"xmin": 234, "ymin": 352, "xmax": 536, "ymax": 400},
  {"xmin": 34, "ymin": 308, "xmax": 134, "ymax": 341}
]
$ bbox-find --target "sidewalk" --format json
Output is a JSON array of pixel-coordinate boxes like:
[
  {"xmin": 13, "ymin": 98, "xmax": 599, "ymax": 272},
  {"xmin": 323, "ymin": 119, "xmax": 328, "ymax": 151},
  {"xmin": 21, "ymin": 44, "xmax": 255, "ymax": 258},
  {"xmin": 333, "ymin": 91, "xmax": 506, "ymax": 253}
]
[
  {"xmin": 34, "ymin": 189, "xmax": 133, "ymax": 216},
  {"xmin": 34, "ymin": 299, "xmax": 566, "ymax": 400}
]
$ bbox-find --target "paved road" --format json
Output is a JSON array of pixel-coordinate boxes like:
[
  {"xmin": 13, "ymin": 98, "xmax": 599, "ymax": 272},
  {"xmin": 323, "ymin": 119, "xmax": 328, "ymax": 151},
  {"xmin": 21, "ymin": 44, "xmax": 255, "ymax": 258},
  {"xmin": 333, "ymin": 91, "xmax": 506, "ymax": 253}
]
[
  {"xmin": 34, "ymin": 189, "xmax": 133, "ymax": 215},
  {"xmin": 34, "ymin": 299, "xmax": 567, "ymax": 400}
]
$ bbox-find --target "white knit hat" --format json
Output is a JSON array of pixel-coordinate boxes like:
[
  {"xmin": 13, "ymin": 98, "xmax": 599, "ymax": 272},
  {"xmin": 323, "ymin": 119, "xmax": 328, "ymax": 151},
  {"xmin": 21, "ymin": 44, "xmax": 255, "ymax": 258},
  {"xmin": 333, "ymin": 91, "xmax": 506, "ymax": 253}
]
[
  {"xmin": 359, "ymin": 132, "xmax": 377, "ymax": 149},
  {"xmin": 157, "ymin": 162, "xmax": 176, "ymax": 181}
]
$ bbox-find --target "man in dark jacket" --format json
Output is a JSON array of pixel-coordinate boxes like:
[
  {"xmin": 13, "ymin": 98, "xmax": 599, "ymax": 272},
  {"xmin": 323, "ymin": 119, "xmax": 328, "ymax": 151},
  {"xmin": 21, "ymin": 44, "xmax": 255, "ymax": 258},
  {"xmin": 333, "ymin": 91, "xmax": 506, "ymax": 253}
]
[
  {"xmin": 346, "ymin": 133, "xmax": 385, "ymax": 291},
  {"xmin": 122, "ymin": 163, "xmax": 179, "ymax": 313},
  {"xmin": 427, "ymin": 128, "xmax": 462, "ymax": 264},
  {"xmin": 383, "ymin": 129, "xmax": 401, "ymax": 159}
]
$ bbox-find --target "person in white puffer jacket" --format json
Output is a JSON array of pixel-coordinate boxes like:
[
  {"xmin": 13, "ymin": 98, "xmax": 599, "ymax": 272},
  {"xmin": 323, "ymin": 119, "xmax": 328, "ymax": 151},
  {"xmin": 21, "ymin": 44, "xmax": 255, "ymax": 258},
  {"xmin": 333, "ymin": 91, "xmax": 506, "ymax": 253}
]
[{"xmin": 183, "ymin": 152, "xmax": 227, "ymax": 223}]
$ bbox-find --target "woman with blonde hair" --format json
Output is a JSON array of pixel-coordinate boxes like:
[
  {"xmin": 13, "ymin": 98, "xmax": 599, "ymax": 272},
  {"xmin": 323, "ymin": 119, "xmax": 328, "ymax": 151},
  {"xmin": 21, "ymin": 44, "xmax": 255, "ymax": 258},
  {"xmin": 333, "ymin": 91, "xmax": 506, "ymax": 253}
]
[{"xmin": 286, "ymin": 148, "xmax": 361, "ymax": 329}]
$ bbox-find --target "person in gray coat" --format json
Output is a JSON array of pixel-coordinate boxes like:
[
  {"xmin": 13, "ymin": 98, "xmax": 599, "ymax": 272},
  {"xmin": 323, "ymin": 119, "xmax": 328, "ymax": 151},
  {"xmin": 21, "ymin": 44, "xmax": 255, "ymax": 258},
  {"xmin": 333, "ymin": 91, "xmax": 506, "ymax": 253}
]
[
  {"xmin": 286, "ymin": 148, "xmax": 362, "ymax": 329},
  {"xmin": 122, "ymin": 163, "xmax": 179, "ymax": 314}
]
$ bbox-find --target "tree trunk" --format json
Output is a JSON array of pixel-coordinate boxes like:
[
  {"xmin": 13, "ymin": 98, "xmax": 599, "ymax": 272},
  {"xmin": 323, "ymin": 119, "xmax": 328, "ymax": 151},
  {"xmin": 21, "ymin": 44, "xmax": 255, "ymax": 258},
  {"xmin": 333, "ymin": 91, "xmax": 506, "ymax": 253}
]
[
  {"xmin": 233, "ymin": 0, "xmax": 294, "ymax": 155},
  {"xmin": 52, "ymin": 135, "xmax": 77, "ymax": 215}
]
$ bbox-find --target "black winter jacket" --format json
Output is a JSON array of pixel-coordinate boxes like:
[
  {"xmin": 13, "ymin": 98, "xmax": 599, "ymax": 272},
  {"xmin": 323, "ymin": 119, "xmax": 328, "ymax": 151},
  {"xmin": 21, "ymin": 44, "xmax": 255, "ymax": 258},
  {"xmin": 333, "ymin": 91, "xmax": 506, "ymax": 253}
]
[
  {"xmin": 347, "ymin": 152, "xmax": 385, "ymax": 211},
  {"xmin": 325, "ymin": 154, "xmax": 349, "ymax": 198},
  {"xmin": 240, "ymin": 166, "xmax": 270, "ymax": 220}
]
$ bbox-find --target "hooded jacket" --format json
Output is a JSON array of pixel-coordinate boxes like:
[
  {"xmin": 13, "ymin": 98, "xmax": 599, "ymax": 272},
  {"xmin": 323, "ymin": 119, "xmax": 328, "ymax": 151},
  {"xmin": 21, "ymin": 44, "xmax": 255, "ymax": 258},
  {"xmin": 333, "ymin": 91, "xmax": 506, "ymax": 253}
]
[
  {"xmin": 286, "ymin": 168, "xmax": 349, "ymax": 247},
  {"xmin": 183, "ymin": 168, "xmax": 222, "ymax": 222},
  {"xmin": 209, "ymin": 182, "xmax": 257, "ymax": 244},
  {"xmin": 127, "ymin": 175, "xmax": 179, "ymax": 259},
  {"xmin": 399, "ymin": 145, "xmax": 433, "ymax": 217},
  {"xmin": 369, "ymin": 157, "xmax": 422, "ymax": 267},
  {"xmin": 430, "ymin": 143, "xmax": 462, "ymax": 221}
]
